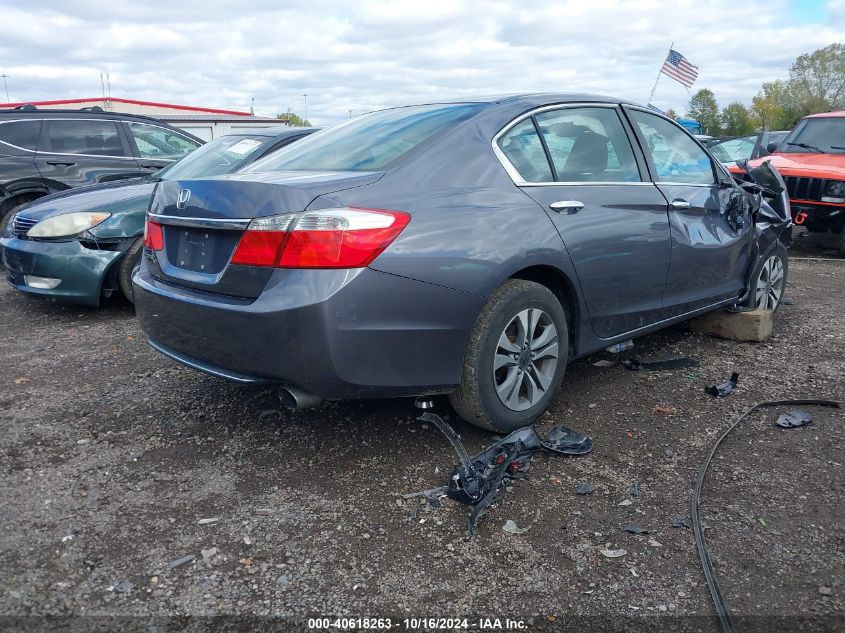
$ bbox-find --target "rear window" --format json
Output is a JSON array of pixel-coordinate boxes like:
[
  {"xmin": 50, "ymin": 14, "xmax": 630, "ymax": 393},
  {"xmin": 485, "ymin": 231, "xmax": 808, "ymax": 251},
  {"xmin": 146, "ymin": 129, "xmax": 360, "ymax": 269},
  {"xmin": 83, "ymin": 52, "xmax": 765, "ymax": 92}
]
[
  {"xmin": 0, "ymin": 120, "xmax": 41, "ymax": 151},
  {"xmin": 158, "ymin": 134, "xmax": 269, "ymax": 180},
  {"xmin": 45, "ymin": 120, "xmax": 126, "ymax": 156},
  {"xmin": 244, "ymin": 103, "xmax": 486, "ymax": 172}
]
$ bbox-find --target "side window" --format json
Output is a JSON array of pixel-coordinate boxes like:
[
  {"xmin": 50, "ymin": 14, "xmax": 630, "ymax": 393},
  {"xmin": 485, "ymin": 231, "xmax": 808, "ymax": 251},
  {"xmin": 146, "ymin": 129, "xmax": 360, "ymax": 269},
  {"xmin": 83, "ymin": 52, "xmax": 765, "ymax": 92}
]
[
  {"xmin": 45, "ymin": 120, "xmax": 126, "ymax": 156},
  {"xmin": 0, "ymin": 121, "xmax": 42, "ymax": 151},
  {"xmin": 496, "ymin": 119, "xmax": 553, "ymax": 183},
  {"xmin": 127, "ymin": 122, "xmax": 200, "ymax": 160},
  {"xmin": 629, "ymin": 110, "xmax": 715, "ymax": 184},
  {"xmin": 534, "ymin": 107, "xmax": 641, "ymax": 182},
  {"xmin": 710, "ymin": 137, "xmax": 755, "ymax": 163}
]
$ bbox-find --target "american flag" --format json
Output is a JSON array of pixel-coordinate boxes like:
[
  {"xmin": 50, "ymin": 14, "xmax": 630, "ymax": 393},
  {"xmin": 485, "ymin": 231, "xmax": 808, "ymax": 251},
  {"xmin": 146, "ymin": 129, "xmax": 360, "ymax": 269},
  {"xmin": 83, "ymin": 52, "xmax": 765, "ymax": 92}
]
[{"xmin": 660, "ymin": 49, "xmax": 699, "ymax": 88}]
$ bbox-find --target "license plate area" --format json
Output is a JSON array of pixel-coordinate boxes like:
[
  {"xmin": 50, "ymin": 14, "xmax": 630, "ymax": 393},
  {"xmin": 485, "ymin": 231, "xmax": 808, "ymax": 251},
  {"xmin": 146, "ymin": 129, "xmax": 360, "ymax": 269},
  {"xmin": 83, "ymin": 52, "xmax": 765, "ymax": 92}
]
[{"xmin": 166, "ymin": 226, "xmax": 241, "ymax": 274}]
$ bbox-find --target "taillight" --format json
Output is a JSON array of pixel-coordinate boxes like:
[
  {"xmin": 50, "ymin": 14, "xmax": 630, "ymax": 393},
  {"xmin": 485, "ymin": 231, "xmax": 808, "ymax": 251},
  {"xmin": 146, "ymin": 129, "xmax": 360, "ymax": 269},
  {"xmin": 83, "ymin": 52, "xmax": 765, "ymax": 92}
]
[
  {"xmin": 230, "ymin": 208, "xmax": 410, "ymax": 269},
  {"xmin": 144, "ymin": 219, "xmax": 164, "ymax": 251}
]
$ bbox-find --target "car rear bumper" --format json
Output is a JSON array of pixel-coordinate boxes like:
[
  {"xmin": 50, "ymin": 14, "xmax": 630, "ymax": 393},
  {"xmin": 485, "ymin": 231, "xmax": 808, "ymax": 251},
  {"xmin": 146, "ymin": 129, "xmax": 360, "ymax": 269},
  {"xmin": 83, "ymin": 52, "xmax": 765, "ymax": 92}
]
[
  {"xmin": 133, "ymin": 263, "xmax": 485, "ymax": 399},
  {"xmin": 0, "ymin": 236, "xmax": 125, "ymax": 306}
]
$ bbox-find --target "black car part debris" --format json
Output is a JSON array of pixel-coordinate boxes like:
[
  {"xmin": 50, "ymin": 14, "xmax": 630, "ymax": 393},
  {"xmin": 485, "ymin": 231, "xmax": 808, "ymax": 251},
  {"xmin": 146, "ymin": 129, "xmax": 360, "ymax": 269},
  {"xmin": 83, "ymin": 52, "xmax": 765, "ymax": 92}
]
[
  {"xmin": 575, "ymin": 482, "xmax": 595, "ymax": 495},
  {"xmin": 692, "ymin": 398, "xmax": 841, "ymax": 633},
  {"xmin": 418, "ymin": 412, "xmax": 592, "ymax": 537},
  {"xmin": 705, "ymin": 372, "xmax": 740, "ymax": 397},
  {"xmin": 775, "ymin": 409, "xmax": 813, "ymax": 428},
  {"xmin": 622, "ymin": 357, "xmax": 699, "ymax": 371}
]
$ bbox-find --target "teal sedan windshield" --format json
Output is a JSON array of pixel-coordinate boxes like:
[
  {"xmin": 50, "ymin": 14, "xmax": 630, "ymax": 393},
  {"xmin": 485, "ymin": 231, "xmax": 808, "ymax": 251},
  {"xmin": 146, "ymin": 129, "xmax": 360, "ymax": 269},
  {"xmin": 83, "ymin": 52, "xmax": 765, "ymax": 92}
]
[{"xmin": 158, "ymin": 135, "xmax": 270, "ymax": 180}]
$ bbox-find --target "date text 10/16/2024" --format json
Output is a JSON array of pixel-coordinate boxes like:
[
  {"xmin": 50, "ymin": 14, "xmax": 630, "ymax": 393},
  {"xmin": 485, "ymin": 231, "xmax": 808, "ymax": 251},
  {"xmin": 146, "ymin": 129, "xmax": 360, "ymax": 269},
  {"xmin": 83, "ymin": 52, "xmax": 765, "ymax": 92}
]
[{"xmin": 307, "ymin": 617, "xmax": 528, "ymax": 630}]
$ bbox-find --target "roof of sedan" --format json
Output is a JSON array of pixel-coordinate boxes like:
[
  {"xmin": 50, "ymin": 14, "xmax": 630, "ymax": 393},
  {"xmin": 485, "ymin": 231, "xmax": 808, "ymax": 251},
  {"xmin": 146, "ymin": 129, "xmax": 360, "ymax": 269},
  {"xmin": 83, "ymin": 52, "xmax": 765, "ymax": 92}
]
[
  {"xmin": 407, "ymin": 93, "xmax": 635, "ymax": 106},
  {"xmin": 225, "ymin": 127, "xmax": 319, "ymax": 139}
]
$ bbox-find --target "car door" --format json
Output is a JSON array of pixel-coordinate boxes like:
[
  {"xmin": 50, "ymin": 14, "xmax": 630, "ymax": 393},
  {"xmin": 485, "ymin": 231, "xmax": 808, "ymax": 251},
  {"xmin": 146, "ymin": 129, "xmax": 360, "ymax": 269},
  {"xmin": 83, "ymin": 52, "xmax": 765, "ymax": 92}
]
[
  {"xmin": 33, "ymin": 118, "xmax": 142, "ymax": 189},
  {"xmin": 495, "ymin": 104, "xmax": 672, "ymax": 338},
  {"xmin": 624, "ymin": 107, "xmax": 753, "ymax": 314},
  {"xmin": 125, "ymin": 121, "xmax": 202, "ymax": 174}
]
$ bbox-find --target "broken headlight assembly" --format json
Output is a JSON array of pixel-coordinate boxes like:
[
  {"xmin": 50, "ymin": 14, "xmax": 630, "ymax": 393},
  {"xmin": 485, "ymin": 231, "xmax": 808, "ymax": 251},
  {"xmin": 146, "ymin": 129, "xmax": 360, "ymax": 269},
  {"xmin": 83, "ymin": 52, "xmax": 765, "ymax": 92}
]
[{"xmin": 27, "ymin": 212, "xmax": 111, "ymax": 239}]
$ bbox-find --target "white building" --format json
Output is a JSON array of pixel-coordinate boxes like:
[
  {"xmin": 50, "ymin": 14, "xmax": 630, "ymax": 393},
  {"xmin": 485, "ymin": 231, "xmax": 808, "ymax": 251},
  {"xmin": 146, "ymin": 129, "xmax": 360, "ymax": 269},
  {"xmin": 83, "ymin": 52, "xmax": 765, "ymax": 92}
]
[{"xmin": 0, "ymin": 97, "xmax": 293, "ymax": 141}]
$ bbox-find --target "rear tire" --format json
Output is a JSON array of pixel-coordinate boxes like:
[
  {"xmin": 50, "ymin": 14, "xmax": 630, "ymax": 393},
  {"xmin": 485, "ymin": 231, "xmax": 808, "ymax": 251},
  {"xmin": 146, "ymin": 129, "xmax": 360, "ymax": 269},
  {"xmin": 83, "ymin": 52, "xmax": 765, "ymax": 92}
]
[
  {"xmin": 745, "ymin": 241, "xmax": 788, "ymax": 311},
  {"xmin": 449, "ymin": 279, "xmax": 568, "ymax": 432},
  {"xmin": 117, "ymin": 237, "xmax": 143, "ymax": 304}
]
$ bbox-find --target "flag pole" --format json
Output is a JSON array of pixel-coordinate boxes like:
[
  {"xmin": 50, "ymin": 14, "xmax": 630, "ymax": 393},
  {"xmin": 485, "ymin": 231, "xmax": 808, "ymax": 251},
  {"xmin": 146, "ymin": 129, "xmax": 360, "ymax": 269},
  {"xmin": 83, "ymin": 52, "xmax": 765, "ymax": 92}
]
[{"xmin": 648, "ymin": 41, "xmax": 674, "ymax": 106}]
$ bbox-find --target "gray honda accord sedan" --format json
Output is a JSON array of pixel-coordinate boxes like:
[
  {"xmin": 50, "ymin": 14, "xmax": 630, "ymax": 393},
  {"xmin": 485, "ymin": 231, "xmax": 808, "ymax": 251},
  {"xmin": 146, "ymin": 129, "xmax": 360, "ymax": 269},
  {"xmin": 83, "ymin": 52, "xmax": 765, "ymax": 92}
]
[{"xmin": 133, "ymin": 94, "xmax": 791, "ymax": 431}]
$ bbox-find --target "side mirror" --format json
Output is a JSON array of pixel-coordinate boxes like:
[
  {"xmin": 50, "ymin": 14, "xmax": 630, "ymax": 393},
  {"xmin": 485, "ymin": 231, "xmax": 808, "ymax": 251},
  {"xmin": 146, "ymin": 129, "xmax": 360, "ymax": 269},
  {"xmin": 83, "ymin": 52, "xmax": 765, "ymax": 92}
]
[{"xmin": 765, "ymin": 142, "xmax": 779, "ymax": 154}]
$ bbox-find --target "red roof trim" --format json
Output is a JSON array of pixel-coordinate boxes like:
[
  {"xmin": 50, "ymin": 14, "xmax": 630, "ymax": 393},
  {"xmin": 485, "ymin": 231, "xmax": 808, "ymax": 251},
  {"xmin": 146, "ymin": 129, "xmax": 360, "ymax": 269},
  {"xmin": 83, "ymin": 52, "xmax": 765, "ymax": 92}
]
[
  {"xmin": 806, "ymin": 110, "xmax": 845, "ymax": 118},
  {"xmin": 0, "ymin": 97, "xmax": 251, "ymax": 116}
]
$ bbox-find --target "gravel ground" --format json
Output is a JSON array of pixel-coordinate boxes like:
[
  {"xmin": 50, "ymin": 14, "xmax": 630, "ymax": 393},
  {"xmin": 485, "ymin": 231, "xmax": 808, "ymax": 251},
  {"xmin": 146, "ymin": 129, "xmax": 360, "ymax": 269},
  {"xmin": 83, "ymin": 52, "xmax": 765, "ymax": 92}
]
[{"xmin": 0, "ymin": 257, "xmax": 843, "ymax": 633}]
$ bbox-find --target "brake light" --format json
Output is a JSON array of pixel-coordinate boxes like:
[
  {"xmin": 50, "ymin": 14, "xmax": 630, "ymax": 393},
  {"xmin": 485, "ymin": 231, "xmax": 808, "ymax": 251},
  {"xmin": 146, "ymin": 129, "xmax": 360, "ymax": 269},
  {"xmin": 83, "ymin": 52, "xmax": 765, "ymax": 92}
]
[
  {"xmin": 143, "ymin": 219, "xmax": 164, "ymax": 251},
  {"xmin": 230, "ymin": 208, "xmax": 410, "ymax": 269}
]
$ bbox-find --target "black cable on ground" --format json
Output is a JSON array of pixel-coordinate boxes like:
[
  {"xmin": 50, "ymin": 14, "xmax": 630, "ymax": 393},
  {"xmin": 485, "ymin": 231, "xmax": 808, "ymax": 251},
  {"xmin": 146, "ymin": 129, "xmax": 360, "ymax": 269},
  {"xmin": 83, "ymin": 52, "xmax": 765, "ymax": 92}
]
[{"xmin": 692, "ymin": 398, "xmax": 842, "ymax": 633}]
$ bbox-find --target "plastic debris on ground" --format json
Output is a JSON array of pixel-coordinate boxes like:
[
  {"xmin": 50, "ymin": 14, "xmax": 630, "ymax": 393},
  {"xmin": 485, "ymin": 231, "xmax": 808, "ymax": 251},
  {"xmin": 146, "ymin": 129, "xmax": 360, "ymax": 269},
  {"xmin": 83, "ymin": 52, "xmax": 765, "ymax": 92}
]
[
  {"xmin": 672, "ymin": 517, "xmax": 690, "ymax": 529},
  {"xmin": 417, "ymin": 411, "xmax": 592, "ymax": 537},
  {"xmin": 623, "ymin": 525, "xmax": 649, "ymax": 535},
  {"xmin": 775, "ymin": 409, "xmax": 813, "ymax": 428},
  {"xmin": 592, "ymin": 359, "xmax": 616, "ymax": 368},
  {"xmin": 705, "ymin": 372, "xmax": 740, "ymax": 397},
  {"xmin": 622, "ymin": 357, "xmax": 699, "ymax": 371},
  {"xmin": 600, "ymin": 548, "xmax": 627, "ymax": 558},
  {"xmin": 502, "ymin": 519, "xmax": 529, "ymax": 534},
  {"xmin": 576, "ymin": 482, "xmax": 595, "ymax": 495},
  {"xmin": 627, "ymin": 481, "xmax": 641, "ymax": 497},
  {"xmin": 168, "ymin": 554, "xmax": 195, "ymax": 569}
]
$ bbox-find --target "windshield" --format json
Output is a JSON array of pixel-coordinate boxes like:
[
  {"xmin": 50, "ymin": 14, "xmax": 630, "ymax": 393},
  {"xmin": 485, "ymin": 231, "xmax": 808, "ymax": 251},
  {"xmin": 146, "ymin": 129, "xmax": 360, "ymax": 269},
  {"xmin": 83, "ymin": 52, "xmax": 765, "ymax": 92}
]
[
  {"xmin": 158, "ymin": 135, "xmax": 270, "ymax": 180},
  {"xmin": 244, "ymin": 103, "xmax": 487, "ymax": 173},
  {"xmin": 780, "ymin": 117, "xmax": 845, "ymax": 154},
  {"xmin": 709, "ymin": 136, "xmax": 757, "ymax": 163}
]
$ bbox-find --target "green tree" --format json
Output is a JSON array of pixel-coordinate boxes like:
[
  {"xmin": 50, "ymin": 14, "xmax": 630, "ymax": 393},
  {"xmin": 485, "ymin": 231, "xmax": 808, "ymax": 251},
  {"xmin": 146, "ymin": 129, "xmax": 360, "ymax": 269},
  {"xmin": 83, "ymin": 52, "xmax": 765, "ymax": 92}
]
[
  {"xmin": 788, "ymin": 43, "xmax": 845, "ymax": 112},
  {"xmin": 686, "ymin": 88, "xmax": 721, "ymax": 135},
  {"xmin": 720, "ymin": 102, "xmax": 755, "ymax": 135},
  {"xmin": 665, "ymin": 108, "xmax": 678, "ymax": 120},
  {"xmin": 751, "ymin": 80, "xmax": 798, "ymax": 130},
  {"xmin": 277, "ymin": 111, "xmax": 311, "ymax": 127}
]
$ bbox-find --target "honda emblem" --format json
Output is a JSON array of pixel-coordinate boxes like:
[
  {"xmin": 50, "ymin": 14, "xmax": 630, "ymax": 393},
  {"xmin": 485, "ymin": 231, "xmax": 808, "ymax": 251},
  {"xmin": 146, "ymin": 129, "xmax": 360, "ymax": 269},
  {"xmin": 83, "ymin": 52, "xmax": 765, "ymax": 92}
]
[{"xmin": 176, "ymin": 188, "xmax": 191, "ymax": 209}]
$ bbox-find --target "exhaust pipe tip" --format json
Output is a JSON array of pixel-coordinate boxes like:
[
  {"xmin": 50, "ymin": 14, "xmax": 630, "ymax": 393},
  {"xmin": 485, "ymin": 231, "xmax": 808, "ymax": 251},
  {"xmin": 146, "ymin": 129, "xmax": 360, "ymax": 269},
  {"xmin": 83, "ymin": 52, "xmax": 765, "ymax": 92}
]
[{"xmin": 278, "ymin": 386, "xmax": 323, "ymax": 411}]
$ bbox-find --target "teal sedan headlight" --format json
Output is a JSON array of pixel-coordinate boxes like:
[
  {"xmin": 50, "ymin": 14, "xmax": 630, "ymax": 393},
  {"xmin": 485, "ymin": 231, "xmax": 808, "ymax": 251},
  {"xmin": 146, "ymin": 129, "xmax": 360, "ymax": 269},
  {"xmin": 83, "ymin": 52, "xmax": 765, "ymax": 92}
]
[{"xmin": 27, "ymin": 212, "xmax": 111, "ymax": 238}]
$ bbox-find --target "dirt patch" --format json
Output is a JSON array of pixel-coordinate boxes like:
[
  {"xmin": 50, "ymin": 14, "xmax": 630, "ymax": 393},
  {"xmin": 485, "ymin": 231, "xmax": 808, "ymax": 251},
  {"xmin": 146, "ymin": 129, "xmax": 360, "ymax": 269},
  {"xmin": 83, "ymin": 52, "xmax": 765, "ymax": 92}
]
[{"xmin": 0, "ymin": 260, "xmax": 842, "ymax": 631}]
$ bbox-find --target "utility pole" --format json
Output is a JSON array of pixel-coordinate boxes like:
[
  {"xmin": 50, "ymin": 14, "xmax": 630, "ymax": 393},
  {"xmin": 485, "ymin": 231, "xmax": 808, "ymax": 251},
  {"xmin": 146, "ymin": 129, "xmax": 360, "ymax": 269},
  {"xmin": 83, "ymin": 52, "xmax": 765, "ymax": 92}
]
[
  {"xmin": 0, "ymin": 75, "xmax": 10, "ymax": 103},
  {"xmin": 302, "ymin": 93, "xmax": 308, "ymax": 123}
]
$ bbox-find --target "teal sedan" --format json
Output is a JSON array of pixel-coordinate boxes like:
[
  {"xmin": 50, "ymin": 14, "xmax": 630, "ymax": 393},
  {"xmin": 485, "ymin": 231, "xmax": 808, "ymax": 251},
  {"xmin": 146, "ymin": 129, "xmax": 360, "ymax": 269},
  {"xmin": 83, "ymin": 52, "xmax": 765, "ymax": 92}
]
[{"xmin": 1, "ymin": 127, "xmax": 316, "ymax": 305}]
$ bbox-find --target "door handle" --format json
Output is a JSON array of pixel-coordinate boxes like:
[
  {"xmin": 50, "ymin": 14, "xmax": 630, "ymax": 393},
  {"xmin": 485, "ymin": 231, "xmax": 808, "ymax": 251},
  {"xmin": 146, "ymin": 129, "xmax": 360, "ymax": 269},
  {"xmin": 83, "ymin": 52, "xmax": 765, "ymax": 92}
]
[
  {"xmin": 46, "ymin": 160, "xmax": 75, "ymax": 166},
  {"xmin": 670, "ymin": 199, "xmax": 691, "ymax": 209},
  {"xmin": 549, "ymin": 200, "xmax": 584, "ymax": 213},
  {"xmin": 140, "ymin": 164, "xmax": 161, "ymax": 169}
]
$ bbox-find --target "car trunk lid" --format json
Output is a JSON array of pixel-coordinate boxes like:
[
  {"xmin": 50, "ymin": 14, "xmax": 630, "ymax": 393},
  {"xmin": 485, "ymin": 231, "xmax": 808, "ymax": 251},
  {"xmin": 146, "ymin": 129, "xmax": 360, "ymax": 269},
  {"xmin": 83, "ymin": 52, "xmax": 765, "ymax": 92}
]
[{"xmin": 145, "ymin": 171, "xmax": 383, "ymax": 298}]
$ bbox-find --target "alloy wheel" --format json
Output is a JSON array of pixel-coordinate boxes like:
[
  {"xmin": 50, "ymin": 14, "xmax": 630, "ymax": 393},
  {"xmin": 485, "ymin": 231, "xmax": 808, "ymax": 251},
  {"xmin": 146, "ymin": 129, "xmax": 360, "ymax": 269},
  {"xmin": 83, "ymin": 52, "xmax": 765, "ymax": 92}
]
[
  {"xmin": 493, "ymin": 308, "xmax": 559, "ymax": 411},
  {"xmin": 755, "ymin": 255, "xmax": 785, "ymax": 310}
]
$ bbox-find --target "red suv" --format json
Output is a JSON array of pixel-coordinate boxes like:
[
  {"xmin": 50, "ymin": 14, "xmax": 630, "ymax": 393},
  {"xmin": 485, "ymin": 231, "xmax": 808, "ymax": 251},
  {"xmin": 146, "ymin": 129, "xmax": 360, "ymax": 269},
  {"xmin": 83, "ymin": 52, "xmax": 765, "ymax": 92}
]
[{"xmin": 731, "ymin": 111, "xmax": 845, "ymax": 251}]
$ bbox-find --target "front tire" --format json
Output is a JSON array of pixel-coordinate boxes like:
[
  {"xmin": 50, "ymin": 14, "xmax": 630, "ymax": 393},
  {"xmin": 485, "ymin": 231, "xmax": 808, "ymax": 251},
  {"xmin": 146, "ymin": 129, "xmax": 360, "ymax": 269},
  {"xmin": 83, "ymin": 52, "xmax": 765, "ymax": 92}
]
[
  {"xmin": 117, "ymin": 237, "xmax": 144, "ymax": 304},
  {"xmin": 449, "ymin": 279, "xmax": 568, "ymax": 432},
  {"xmin": 746, "ymin": 241, "xmax": 788, "ymax": 311}
]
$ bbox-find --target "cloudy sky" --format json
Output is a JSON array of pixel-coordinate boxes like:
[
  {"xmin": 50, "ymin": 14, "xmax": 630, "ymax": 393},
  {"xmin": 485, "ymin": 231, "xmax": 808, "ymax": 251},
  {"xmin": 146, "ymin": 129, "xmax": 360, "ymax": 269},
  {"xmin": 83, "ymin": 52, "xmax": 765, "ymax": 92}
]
[{"xmin": 1, "ymin": 0, "xmax": 843, "ymax": 124}]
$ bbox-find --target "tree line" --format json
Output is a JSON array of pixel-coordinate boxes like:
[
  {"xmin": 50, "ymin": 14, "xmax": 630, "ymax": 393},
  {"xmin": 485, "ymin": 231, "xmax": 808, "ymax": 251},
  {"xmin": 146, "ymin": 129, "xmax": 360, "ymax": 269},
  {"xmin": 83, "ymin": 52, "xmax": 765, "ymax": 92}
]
[{"xmin": 674, "ymin": 43, "xmax": 845, "ymax": 136}]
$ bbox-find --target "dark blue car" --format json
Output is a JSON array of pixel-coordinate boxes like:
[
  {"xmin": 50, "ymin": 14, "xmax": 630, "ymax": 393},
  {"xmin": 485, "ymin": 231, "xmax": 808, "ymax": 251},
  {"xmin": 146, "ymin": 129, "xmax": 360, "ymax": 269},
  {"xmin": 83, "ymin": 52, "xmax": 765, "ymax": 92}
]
[{"xmin": 133, "ymin": 94, "xmax": 791, "ymax": 431}]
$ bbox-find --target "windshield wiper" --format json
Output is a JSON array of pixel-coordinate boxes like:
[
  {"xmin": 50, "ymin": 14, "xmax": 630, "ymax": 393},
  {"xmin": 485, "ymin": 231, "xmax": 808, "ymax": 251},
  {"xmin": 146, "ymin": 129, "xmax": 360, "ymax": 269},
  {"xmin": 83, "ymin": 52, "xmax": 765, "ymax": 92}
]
[
  {"xmin": 786, "ymin": 142, "xmax": 825, "ymax": 153},
  {"xmin": 831, "ymin": 145, "xmax": 845, "ymax": 151}
]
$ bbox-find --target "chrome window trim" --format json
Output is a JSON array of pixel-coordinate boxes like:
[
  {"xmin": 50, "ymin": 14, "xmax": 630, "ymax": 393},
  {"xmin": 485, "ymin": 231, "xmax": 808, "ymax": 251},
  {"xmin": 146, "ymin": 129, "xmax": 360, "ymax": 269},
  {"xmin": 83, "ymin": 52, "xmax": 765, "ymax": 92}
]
[
  {"xmin": 491, "ymin": 102, "xmax": 647, "ymax": 187},
  {"xmin": 148, "ymin": 213, "xmax": 251, "ymax": 230}
]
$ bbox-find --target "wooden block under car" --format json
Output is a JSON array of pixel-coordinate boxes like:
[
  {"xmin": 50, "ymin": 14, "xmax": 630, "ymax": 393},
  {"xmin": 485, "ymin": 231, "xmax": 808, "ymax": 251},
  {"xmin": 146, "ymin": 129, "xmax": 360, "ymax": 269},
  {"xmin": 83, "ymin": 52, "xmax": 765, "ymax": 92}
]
[{"xmin": 689, "ymin": 308, "xmax": 773, "ymax": 342}]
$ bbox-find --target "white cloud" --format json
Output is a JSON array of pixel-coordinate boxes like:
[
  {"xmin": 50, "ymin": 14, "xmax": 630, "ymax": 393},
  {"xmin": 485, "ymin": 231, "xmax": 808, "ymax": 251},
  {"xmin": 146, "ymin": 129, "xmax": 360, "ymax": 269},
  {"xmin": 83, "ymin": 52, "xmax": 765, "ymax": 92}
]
[{"xmin": 0, "ymin": 0, "xmax": 841, "ymax": 123}]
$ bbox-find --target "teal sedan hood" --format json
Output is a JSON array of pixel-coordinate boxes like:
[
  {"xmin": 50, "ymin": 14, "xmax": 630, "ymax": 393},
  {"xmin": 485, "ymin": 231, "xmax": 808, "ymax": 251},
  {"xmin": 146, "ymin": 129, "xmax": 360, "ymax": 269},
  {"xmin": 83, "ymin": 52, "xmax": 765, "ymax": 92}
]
[{"xmin": 17, "ymin": 179, "xmax": 156, "ymax": 239}]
